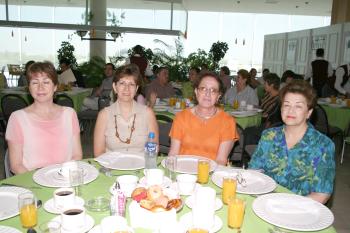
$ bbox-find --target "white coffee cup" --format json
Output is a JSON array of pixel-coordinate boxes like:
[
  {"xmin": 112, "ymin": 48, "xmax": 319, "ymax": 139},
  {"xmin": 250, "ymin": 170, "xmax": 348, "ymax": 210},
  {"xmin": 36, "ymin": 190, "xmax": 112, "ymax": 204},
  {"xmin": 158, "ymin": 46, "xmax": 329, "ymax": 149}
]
[
  {"xmin": 145, "ymin": 169, "xmax": 164, "ymax": 186},
  {"xmin": 176, "ymin": 174, "xmax": 197, "ymax": 195},
  {"xmin": 61, "ymin": 205, "xmax": 86, "ymax": 231},
  {"xmin": 101, "ymin": 216, "xmax": 132, "ymax": 233},
  {"xmin": 117, "ymin": 175, "xmax": 138, "ymax": 197},
  {"xmin": 59, "ymin": 161, "xmax": 78, "ymax": 178},
  {"xmin": 247, "ymin": 104, "xmax": 254, "ymax": 110},
  {"xmin": 53, "ymin": 187, "xmax": 75, "ymax": 210},
  {"xmin": 240, "ymin": 100, "xmax": 247, "ymax": 107}
]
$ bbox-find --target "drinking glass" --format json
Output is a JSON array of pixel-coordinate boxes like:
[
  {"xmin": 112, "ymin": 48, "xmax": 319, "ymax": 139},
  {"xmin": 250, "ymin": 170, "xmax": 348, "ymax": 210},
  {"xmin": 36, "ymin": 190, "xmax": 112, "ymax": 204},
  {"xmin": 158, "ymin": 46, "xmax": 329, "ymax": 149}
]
[
  {"xmin": 233, "ymin": 99, "xmax": 239, "ymax": 110},
  {"xmin": 222, "ymin": 177, "xmax": 237, "ymax": 205},
  {"xmin": 186, "ymin": 228, "xmax": 209, "ymax": 233},
  {"xmin": 165, "ymin": 156, "xmax": 177, "ymax": 182},
  {"xmin": 69, "ymin": 168, "xmax": 84, "ymax": 196},
  {"xmin": 228, "ymin": 197, "xmax": 245, "ymax": 231},
  {"xmin": 18, "ymin": 192, "xmax": 37, "ymax": 229},
  {"xmin": 197, "ymin": 160, "xmax": 210, "ymax": 184}
]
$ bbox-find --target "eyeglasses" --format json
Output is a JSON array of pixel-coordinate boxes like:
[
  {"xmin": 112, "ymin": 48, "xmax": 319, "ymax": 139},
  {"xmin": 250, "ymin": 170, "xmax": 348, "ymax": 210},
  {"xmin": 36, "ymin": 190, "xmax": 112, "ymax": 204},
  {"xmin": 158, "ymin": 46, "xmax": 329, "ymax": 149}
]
[
  {"xmin": 197, "ymin": 86, "xmax": 219, "ymax": 95},
  {"xmin": 117, "ymin": 81, "xmax": 137, "ymax": 89}
]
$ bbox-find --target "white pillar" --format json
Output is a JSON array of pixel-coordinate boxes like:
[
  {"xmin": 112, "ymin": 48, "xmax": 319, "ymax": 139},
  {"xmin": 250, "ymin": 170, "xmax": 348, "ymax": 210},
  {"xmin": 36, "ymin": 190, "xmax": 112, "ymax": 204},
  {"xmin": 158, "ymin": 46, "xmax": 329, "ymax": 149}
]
[{"xmin": 90, "ymin": 0, "xmax": 106, "ymax": 60}]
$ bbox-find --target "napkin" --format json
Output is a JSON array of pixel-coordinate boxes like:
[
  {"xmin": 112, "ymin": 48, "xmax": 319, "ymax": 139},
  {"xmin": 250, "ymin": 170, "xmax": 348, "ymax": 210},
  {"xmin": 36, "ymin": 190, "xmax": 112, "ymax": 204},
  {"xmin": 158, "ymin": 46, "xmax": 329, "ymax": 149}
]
[
  {"xmin": 129, "ymin": 201, "xmax": 177, "ymax": 230},
  {"xmin": 192, "ymin": 187, "xmax": 216, "ymax": 230},
  {"xmin": 94, "ymin": 152, "xmax": 121, "ymax": 166}
]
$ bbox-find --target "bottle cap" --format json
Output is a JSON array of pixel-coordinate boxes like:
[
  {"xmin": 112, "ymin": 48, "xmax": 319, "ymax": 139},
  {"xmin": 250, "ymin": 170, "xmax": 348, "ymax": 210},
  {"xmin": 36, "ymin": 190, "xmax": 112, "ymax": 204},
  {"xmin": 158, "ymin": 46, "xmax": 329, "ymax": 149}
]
[{"xmin": 148, "ymin": 132, "xmax": 155, "ymax": 139}]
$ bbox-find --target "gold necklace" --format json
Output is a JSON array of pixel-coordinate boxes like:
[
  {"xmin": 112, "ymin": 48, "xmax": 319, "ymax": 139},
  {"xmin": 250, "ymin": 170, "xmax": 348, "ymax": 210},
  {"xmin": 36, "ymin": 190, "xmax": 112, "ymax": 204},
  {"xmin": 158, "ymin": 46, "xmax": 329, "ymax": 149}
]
[
  {"xmin": 194, "ymin": 107, "xmax": 217, "ymax": 120},
  {"xmin": 114, "ymin": 114, "xmax": 136, "ymax": 144}
]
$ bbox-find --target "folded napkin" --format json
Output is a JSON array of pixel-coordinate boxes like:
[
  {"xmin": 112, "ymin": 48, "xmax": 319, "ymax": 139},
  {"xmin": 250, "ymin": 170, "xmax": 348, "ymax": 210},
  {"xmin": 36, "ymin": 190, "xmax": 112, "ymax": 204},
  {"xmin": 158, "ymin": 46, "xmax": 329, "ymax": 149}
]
[{"xmin": 94, "ymin": 152, "xmax": 121, "ymax": 166}]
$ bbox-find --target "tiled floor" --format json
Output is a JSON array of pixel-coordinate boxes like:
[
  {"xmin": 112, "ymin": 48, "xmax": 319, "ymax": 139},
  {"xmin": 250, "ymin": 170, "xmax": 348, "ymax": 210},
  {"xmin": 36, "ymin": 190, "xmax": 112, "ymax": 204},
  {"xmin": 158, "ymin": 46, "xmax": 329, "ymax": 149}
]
[{"xmin": 1, "ymin": 132, "xmax": 349, "ymax": 232}]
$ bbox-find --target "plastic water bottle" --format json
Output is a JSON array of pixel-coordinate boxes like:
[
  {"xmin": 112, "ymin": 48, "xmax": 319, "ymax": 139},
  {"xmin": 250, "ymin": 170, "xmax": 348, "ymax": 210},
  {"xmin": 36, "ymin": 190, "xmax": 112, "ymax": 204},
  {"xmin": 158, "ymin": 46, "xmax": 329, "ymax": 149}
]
[{"xmin": 145, "ymin": 132, "xmax": 158, "ymax": 169}]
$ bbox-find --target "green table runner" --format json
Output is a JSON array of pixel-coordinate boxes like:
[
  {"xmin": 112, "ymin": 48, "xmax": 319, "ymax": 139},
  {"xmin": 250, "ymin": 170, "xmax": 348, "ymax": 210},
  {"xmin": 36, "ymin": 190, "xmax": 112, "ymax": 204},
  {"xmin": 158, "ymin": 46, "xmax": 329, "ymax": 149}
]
[{"xmin": 0, "ymin": 158, "xmax": 336, "ymax": 233}]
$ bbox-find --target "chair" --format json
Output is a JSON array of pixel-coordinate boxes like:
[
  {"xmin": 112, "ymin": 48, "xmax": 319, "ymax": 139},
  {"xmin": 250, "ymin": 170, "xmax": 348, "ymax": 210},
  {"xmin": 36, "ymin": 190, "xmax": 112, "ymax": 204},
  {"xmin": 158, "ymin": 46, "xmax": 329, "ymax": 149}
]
[
  {"xmin": 229, "ymin": 124, "xmax": 245, "ymax": 166},
  {"xmin": 98, "ymin": 96, "xmax": 111, "ymax": 111},
  {"xmin": 1, "ymin": 94, "xmax": 28, "ymax": 127},
  {"xmin": 54, "ymin": 94, "xmax": 74, "ymax": 108},
  {"xmin": 156, "ymin": 114, "xmax": 173, "ymax": 155},
  {"xmin": 4, "ymin": 149, "xmax": 14, "ymax": 178},
  {"xmin": 174, "ymin": 88, "xmax": 183, "ymax": 97},
  {"xmin": 340, "ymin": 123, "xmax": 350, "ymax": 164},
  {"xmin": 78, "ymin": 109, "xmax": 98, "ymax": 136}
]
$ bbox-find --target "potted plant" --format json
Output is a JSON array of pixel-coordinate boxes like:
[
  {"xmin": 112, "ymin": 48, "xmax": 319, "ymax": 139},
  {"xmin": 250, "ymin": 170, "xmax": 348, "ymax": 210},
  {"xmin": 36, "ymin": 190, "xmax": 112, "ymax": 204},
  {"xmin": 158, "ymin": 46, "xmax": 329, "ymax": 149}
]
[{"xmin": 57, "ymin": 41, "xmax": 77, "ymax": 68}]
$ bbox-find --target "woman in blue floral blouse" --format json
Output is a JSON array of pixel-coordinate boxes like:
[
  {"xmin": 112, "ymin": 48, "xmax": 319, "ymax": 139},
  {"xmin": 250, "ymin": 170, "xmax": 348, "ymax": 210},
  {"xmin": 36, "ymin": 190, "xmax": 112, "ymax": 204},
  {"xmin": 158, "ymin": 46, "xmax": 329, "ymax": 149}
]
[{"xmin": 249, "ymin": 80, "xmax": 335, "ymax": 204}]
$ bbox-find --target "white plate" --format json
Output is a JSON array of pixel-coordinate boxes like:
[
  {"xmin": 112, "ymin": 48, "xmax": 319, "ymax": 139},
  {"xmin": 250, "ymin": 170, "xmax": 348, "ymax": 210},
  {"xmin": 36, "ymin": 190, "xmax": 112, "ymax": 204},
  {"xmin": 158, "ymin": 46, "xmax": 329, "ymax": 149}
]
[
  {"xmin": 211, "ymin": 169, "xmax": 276, "ymax": 195},
  {"xmin": 95, "ymin": 153, "xmax": 145, "ymax": 170},
  {"xmin": 0, "ymin": 226, "xmax": 21, "ymax": 233},
  {"xmin": 44, "ymin": 197, "xmax": 85, "ymax": 214},
  {"xmin": 161, "ymin": 156, "xmax": 217, "ymax": 174},
  {"xmin": 154, "ymin": 106, "xmax": 169, "ymax": 112},
  {"xmin": 0, "ymin": 186, "xmax": 31, "ymax": 221},
  {"xmin": 88, "ymin": 225, "xmax": 135, "ymax": 233},
  {"xmin": 51, "ymin": 214, "xmax": 94, "ymax": 233},
  {"xmin": 185, "ymin": 195, "xmax": 222, "ymax": 211},
  {"xmin": 169, "ymin": 182, "xmax": 202, "ymax": 196},
  {"xmin": 252, "ymin": 193, "xmax": 334, "ymax": 231},
  {"xmin": 179, "ymin": 212, "xmax": 223, "ymax": 233},
  {"xmin": 327, "ymin": 103, "xmax": 344, "ymax": 108},
  {"xmin": 168, "ymin": 108, "xmax": 183, "ymax": 114},
  {"xmin": 139, "ymin": 176, "xmax": 172, "ymax": 188},
  {"xmin": 230, "ymin": 110, "xmax": 258, "ymax": 117},
  {"xmin": 33, "ymin": 161, "xmax": 98, "ymax": 188}
]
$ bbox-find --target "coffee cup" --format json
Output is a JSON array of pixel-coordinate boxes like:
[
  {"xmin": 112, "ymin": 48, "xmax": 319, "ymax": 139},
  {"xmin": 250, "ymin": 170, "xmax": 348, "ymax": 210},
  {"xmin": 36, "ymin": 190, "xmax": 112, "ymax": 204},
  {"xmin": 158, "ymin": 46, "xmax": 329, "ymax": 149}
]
[
  {"xmin": 240, "ymin": 100, "xmax": 247, "ymax": 107},
  {"xmin": 101, "ymin": 216, "xmax": 132, "ymax": 233},
  {"xmin": 53, "ymin": 187, "xmax": 75, "ymax": 210},
  {"xmin": 59, "ymin": 161, "xmax": 78, "ymax": 178},
  {"xmin": 177, "ymin": 174, "xmax": 197, "ymax": 195},
  {"xmin": 117, "ymin": 175, "xmax": 138, "ymax": 197},
  {"xmin": 145, "ymin": 169, "xmax": 164, "ymax": 186},
  {"xmin": 60, "ymin": 205, "xmax": 86, "ymax": 231},
  {"xmin": 247, "ymin": 104, "xmax": 254, "ymax": 111}
]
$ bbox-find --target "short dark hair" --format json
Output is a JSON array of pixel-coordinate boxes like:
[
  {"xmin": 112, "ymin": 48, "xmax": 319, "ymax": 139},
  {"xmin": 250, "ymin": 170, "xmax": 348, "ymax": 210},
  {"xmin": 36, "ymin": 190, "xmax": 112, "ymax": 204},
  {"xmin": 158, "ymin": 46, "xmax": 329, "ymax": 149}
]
[
  {"xmin": 281, "ymin": 70, "xmax": 295, "ymax": 83},
  {"xmin": 113, "ymin": 64, "xmax": 141, "ymax": 86},
  {"xmin": 190, "ymin": 67, "xmax": 200, "ymax": 74},
  {"xmin": 156, "ymin": 66, "xmax": 168, "ymax": 75},
  {"xmin": 265, "ymin": 73, "xmax": 280, "ymax": 90},
  {"xmin": 59, "ymin": 58, "xmax": 71, "ymax": 66},
  {"xmin": 105, "ymin": 63, "xmax": 115, "ymax": 70},
  {"xmin": 220, "ymin": 66, "xmax": 230, "ymax": 75},
  {"xmin": 194, "ymin": 71, "xmax": 225, "ymax": 96},
  {"xmin": 316, "ymin": 48, "xmax": 324, "ymax": 57},
  {"xmin": 24, "ymin": 60, "xmax": 35, "ymax": 74},
  {"xmin": 280, "ymin": 79, "xmax": 317, "ymax": 110},
  {"xmin": 27, "ymin": 61, "xmax": 58, "ymax": 85},
  {"xmin": 237, "ymin": 69, "xmax": 249, "ymax": 80},
  {"xmin": 133, "ymin": 45, "xmax": 144, "ymax": 55}
]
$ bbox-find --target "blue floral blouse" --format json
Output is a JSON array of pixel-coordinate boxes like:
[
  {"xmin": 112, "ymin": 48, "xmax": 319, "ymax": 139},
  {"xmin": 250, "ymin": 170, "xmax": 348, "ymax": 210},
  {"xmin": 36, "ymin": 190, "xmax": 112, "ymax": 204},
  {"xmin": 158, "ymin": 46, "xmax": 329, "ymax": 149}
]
[{"xmin": 249, "ymin": 124, "xmax": 335, "ymax": 196}]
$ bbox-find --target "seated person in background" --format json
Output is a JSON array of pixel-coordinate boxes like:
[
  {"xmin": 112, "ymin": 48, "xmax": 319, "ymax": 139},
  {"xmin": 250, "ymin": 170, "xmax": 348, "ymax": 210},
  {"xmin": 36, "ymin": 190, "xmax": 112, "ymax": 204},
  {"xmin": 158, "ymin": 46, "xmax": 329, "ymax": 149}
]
[
  {"xmin": 219, "ymin": 66, "xmax": 232, "ymax": 91},
  {"xmin": 145, "ymin": 67, "xmax": 175, "ymax": 107},
  {"xmin": 18, "ymin": 60, "xmax": 35, "ymax": 87},
  {"xmin": 280, "ymin": 70, "xmax": 295, "ymax": 90},
  {"xmin": 168, "ymin": 72, "xmax": 239, "ymax": 165},
  {"xmin": 94, "ymin": 64, "xmax": 158, "ymax": 157},
  {"xmin": 182, "ymin": 67, "xmax": 200, "ymax": 99},
  {"xmin": 224, "ymin": 69, "xmax": 259, "ymax": 106},
  {"xmin": 248, "ymin": 68, "xmax": 261, "ymax": 89},
  {"xmin": 58, "ymin": 58, "xmax": 77, "ymax": 85},
  {"xmin": 0, "ymin": 72, "xmax": 8, "ymax": 89},
  {"xmin": 125, "ymin": 45, "xmax": 153, "ymax": 85},
  {"xmin": 6, "ymin": 62, "xmax": 82, "ymax": 174},
  {"xmin": 249, "ymin": 80, "xmax": 335, "ymax": 204},
  {"xmin": 82, "ymin": 63, "xmax": 115, "ymax": 110}
]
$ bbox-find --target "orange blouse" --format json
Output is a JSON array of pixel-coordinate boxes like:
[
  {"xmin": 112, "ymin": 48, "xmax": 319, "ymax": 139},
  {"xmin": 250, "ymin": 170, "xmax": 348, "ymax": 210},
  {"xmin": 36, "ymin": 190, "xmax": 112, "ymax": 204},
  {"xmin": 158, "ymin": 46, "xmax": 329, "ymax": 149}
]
[{"xmin": 169, "ymin": 108, "xmax": 239, "ymax": 161}]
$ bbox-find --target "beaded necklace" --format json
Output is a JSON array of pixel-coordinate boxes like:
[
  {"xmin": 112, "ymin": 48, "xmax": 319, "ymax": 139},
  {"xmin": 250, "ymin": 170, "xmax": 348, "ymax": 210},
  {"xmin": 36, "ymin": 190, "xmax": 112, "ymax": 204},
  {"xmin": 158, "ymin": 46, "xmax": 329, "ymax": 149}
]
[{"xmin": 114, "ymin": 114, "xmax": 136, "ymax": 144}]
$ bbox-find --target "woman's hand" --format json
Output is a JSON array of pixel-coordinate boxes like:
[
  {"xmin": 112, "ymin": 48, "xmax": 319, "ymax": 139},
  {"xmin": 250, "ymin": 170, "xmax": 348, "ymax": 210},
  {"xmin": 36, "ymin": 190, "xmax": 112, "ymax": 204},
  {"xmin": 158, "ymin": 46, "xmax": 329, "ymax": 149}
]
[{"xmin": 307, "ymin": 192, "xmax": 331, "ymax": 204}]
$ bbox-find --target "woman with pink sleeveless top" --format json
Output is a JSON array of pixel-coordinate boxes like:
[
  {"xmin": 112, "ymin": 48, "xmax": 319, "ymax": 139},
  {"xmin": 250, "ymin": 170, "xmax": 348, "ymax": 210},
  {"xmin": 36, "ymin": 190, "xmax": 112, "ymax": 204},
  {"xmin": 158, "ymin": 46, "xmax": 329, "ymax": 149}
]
[{"xmin": 5, "ymin": 62, "xmax": 82, "ymax": 174}]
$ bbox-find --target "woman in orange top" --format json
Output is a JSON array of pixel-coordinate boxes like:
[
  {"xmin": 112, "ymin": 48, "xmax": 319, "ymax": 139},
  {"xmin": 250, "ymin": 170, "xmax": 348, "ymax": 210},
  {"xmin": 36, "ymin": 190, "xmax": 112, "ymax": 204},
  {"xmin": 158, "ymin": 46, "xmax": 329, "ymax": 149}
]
[{"xmin": 169, "ymin": 72, "xmax": 239, "ymax": 165}]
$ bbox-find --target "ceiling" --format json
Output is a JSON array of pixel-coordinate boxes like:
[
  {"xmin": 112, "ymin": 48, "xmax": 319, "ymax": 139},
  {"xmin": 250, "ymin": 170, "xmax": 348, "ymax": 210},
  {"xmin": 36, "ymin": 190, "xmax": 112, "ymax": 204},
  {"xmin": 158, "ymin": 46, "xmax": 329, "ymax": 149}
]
[{"xmin": 10, "ymin": 0, "xmax": 333, "ymax": 16}]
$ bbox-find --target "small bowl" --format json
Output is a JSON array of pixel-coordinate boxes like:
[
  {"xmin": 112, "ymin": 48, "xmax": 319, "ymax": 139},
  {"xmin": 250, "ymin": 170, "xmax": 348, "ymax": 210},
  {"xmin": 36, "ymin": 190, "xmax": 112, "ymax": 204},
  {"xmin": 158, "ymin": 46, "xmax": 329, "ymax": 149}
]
[{"xmin": 85, "ymin": 196, "xmax": 110, "ymax": 212}]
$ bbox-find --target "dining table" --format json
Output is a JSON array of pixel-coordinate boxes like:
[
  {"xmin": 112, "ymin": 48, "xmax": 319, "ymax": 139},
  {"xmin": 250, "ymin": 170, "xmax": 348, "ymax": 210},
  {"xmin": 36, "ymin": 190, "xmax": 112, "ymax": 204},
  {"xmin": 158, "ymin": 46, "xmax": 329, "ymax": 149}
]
[
  {"xmin": 0, "ymin": 87, "xmax": 92, "ymax": 112},
  {"xmin": 0, "ymin": 157, "xmax": 337, "ymax": 233},
  {"xmin": 318, "ymin": 103, "xmax": 350, "ymax": 133}
]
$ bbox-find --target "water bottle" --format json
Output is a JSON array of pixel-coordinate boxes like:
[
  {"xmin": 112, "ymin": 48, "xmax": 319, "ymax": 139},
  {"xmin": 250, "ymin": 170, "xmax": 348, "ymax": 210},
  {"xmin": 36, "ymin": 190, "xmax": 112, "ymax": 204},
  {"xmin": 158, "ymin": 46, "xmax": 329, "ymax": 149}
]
[{"xmin": 145, "ymin": 132, "xmax": 158, "ymax": 169}]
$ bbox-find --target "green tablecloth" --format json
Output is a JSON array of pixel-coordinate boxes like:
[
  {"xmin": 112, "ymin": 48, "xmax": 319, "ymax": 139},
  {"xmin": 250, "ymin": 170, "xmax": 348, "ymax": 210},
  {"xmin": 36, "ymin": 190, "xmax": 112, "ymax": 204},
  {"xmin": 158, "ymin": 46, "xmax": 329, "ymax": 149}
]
[
  {"xmin": 320, "ymin": 104, "xmax": 350, "ymax": 132},
  {"xmin": 0, "ymin": 87, "xmax": 92, "ymax": 112},
  {"xmin": 156, "ymin": 106, "xmax": 262, "ymax": 130},
  {"xmin": 0, "ymin": 159, "xmax": 336, "ymax": 233}
]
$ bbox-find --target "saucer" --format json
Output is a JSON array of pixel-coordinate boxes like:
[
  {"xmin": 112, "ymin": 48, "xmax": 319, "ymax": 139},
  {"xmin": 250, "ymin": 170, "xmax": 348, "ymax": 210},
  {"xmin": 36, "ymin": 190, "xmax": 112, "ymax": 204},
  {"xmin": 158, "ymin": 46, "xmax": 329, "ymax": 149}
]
[
  {"xmin": 179, "ymin": 212, "xmax": 223, "ymax": 233},
  {"xmin": 51, "ymin": 214, "xmax": 94, "ymax": 233},
  {"xmin": 185, "ymin": 196, "xmax": 223, "ymax": 211},
  {"xmin": 169, "ymin": 182, "xmax": 202, "ymax": 196},
  {"xmin": 44, "ymin": 197, "xmax": 85, "ymax": 214},
  {"xmin": 88, "ymin": 225, "xmax": 135, "ymax": 233},
  {"xmin": 139, "ymin": 176, "xmax": 172, "ymax": 188}
]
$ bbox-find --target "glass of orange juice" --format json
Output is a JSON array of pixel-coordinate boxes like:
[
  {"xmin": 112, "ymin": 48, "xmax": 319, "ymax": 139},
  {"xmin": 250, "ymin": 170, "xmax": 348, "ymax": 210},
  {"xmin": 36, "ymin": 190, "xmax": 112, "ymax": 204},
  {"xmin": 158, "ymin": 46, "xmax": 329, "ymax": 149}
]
[
  {"xmin": 18, "ymin": 192, "xmax": 37, "ymax": 229},
  {"xmin": 186, "ymin": 228, "xmax": 209, "ymax": 233},
  {"xmin": 330, "ymin": 96, "xmax": 337, "ymax": 104},
  {"xmin": 197, "ymin": 160, "xmax": 210, "ymax": 184},
  {"xmin": 233, "ymin": 99, "xmax": 239, "ymax": 109},
  {"xmin": 222, "ymin": 177, "xmax": 237, "ymax": 205},
  {"xmin": 228, "ymin": 197, "xmax": 245, "ymax": 230}
]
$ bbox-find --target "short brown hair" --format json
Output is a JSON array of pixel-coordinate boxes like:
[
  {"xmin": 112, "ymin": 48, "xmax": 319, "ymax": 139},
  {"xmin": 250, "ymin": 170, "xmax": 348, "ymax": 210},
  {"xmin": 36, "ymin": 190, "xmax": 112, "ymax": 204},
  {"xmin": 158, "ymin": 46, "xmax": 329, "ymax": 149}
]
[
  {"xmin": 194, "ymin": 71, "xmax": 225, "ymax": 95},
  {"xmin": 237, "ymin": 69, "xmax": 249, "ymax": 80},
  {"xmin": 27, "ymin": 61, "xmax": 58, "ymax": 85},
  {"xmin": 280, "ymin": 79, "xmax": 317, "ymax": 110},
  {"xmin": 113, "ymin": 64, "xmax": 141, "ymax": 86}
]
